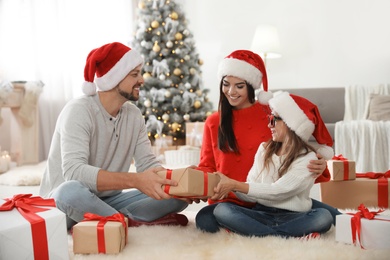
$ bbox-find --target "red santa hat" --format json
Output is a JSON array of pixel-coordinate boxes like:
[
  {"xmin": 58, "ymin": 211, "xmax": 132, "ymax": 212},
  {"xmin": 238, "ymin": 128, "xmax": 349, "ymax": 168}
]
[
  {"xmin": 266, "ymin": 91, "xmax": 334, "ymax": 160},
  {"xmin": 217, "ymin": 50, "xmax": 271, "ymax": 96},
  {"xmin": 82, "ymin": 42, "xmax": 144, "ymax": 95}
]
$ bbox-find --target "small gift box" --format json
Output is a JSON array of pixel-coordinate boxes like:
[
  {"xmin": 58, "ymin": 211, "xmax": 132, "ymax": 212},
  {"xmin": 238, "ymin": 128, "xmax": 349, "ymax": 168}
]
[
  {"xmin": 0, "ymin": 194, "xmax": 69, "ymax": 260},
  {"xmin": 327, "ymin": 155, "xmax": 356, "ymax": 181},
  {"xmin": 73, "ymin": 213, "xmax": 128, "ymax": 254},
  {"xmin": 157, "ymin": 168, "xmax": 220, "ymax": 198},
  {"xmin": 185, "ymin": 122, "xmax": 204, "ymax": 147},
  {"xmin": 320, "ymin": 171, "xmax": 390, "ymax": 209},
  {"xmin": 335, "ymin": 204, "xmax": 390, "ymax": 249}
]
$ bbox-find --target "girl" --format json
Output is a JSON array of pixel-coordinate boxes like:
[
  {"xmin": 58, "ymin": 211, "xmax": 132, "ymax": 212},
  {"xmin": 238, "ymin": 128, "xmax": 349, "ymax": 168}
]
[{"xmin": 208, "ymin": 91, "xmax": 334, "ymax": 238}]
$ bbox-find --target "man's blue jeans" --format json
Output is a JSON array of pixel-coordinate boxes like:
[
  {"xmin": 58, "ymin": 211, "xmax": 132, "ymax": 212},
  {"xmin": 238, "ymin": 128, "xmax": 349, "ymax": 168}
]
[
  {"xmin": 196, "ymin": 201, "xmax": 333, "ymax": 237},
  {"xmin": 52, "ymin": 180, "xmax": 188, "ymax": 229}
]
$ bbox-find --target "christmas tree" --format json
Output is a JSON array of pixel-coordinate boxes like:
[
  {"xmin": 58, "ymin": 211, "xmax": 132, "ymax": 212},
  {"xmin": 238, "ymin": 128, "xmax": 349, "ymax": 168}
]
[{"xmin": 131, "ymin": 0, "xmax": 213, "ymax": 143}]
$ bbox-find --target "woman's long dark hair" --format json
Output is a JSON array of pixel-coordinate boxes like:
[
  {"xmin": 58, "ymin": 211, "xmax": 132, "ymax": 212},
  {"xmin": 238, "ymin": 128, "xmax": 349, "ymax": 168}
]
[{"xmin": 218, "ymin": 76, "xmax": 256, "ymax": 153}]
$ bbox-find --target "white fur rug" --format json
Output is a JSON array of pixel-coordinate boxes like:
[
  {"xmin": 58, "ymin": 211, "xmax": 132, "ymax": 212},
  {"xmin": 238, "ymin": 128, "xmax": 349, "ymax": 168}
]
[
  {"xmin": 69, "ymin": 211, "xmax": 390, "ymax": 260},
  {"xmin": 0, "ymin": 161, "xmax": 45, "ymax": 186}
]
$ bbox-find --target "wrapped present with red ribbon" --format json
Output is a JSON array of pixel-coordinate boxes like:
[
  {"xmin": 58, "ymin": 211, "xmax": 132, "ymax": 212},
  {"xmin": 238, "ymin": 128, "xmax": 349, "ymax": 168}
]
[
  {"xmin": 327, "ymin": 154, "xmax": 356, "ymax": 181},
  {"xmin": 335, "ymin": 204, "xmax": 390, "ymax": 249},
  {"xmin": 0, "ymin": 194, "xmax": 69, "ymax": 260},
  {"xmin": 72, "ymin": 212, "xmax": 128, "ymax": 254},
  {"xmin": 157, "ymin": 168, "xmax": 220, "ymax": 197},
  {"xmin": 320, "ymin": 170, "xmax": 389, "ymax": 209}
]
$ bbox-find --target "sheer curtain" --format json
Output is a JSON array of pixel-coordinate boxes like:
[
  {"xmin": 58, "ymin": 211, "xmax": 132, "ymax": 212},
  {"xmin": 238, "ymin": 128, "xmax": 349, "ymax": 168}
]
[{"xmin": 0, "ymin": 0, "xmax": 136, "ymax": 161}]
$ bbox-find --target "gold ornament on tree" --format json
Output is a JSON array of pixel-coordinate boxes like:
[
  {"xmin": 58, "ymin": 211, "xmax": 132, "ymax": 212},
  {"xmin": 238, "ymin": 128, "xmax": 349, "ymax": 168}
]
[
  {"xmin": 152, "ymin": 42, "xmax": 161, "ymax": 52},
  {"xmin": 175, "ymin": 32, "xmax": 183, "ymax": 41},
  {"xmin": 170, "ymin": 12, "xmax": 179, "ymax": 20},
  {"xmin": 171, "ymin": 122, "xmax": 180, "ymax": 131},
  {"xmin": 143, "ymin": 72, "xmax": 152, "ymax": 79},
  {"xmin": 194, "ymin": 100, "xmax": 202, "ymax": 109},
  {"xmin": 151, "ymin": 20, "xmax": 159, "ymax": 29},
  {"xmin": 173, "ymin": 68, "xmax": 182, "ymax": 76}
]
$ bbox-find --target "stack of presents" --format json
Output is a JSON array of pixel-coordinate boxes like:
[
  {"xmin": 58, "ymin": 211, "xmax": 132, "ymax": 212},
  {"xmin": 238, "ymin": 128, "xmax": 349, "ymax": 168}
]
[
  {"xmin": 1, "ymin": 134, "xmax": 389, "ymax": 257},
  {"xmin": 151, "ymin": 122, "xmax": 204, "ymax": 166},
  {"xmin": 321, "ymin": 155, "xmax": 390, "ymax": 249}
]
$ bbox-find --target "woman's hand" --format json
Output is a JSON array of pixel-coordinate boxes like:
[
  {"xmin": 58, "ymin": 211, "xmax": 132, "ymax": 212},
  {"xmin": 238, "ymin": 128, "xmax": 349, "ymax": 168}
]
[{"xmin": 308, "ymin": 153, "xmax": 327, "ymax": 177}]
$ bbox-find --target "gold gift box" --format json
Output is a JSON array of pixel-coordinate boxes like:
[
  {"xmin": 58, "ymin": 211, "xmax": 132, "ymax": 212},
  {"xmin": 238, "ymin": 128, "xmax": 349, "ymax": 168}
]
[{"xmin": 157, "ymin": 168, "xmax": 220, "ymax": 197}]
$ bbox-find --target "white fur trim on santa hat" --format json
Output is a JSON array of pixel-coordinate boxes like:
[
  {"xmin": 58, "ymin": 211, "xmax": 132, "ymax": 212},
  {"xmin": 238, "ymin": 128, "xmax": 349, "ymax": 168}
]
[
  {"xmin": 257, "ymin": 90, "xmax": 274, "ymax": 104},
  {"xmin": 82, "ymin": 82, "xmax": 97, "ymax": 96},
  {"xmin": 217, "ymin": 58, "xmax": 262, "ymax": 89},
  {"xmin": 94, "ymin": 49, "xmax": 143, "ymax": 92},
  {"xmin": 268, "ymin": 91, "xmax": 315, "ymax": 141},
  {"xmin": 310, "ymin": 143, "xmax": 335, "ymax": 160}
]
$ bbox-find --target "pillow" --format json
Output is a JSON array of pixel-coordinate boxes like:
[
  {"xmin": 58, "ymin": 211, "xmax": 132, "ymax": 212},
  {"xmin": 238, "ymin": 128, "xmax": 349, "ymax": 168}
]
[{"xmin": 366, "ymin": 94, "xmax": 390, "ymax": 121}]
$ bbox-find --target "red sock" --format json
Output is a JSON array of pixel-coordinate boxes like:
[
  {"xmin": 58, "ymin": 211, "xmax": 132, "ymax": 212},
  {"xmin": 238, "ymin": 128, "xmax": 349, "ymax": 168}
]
[{"xmin": 127, "ymin": 213, "xmax": 188, "ymax": 227}]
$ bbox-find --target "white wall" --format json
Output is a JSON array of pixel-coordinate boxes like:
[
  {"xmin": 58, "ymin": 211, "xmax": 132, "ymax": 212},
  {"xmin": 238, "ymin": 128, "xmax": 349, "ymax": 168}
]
[{"xmin": 179, "ymin": 0, "xmax": 390, "ymax": 107}]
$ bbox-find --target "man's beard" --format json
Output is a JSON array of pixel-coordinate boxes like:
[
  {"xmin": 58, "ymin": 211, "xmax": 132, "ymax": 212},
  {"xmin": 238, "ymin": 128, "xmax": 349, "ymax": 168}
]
[{"xmin": 118, "ymin": 86, "xmax": 138, "ymax": 101}]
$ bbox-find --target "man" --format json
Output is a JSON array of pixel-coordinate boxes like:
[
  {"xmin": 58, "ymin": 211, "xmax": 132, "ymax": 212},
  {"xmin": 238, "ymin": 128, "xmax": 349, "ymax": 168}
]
[{"xmin": 39, "ymin": 42, "xmax": 188, "ymax": 229}]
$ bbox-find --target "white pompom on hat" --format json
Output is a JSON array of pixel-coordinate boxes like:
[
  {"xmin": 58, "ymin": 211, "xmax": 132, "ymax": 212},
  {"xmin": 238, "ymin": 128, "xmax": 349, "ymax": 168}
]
[
  {"xmin": 267, "ymin": 91, "xmax": 334, "ymax": 160},
  {"xmin": 217, "ymin": 50, "xmax": 268, "ymax": 92},
  {"xmin": 82, "ymin": 42, "xmax": 144, "ymax": 95}
]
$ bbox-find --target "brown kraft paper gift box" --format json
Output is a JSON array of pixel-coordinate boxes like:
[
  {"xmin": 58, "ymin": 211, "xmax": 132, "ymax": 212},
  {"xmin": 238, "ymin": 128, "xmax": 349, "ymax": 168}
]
[
  {"xmin": 73, "ymin": 218, "xmax": 128, "ymax": 254},
  {"xmin": 157, "ymin": 168, "xmax": 220, "ymax": 197},
  {"xmin": 320, "ymin": 177, "xmax": 389, "ymax": 209},
  {"xmin": 327, "ymin": 159, "xmax": 356, "ymax": 181}
]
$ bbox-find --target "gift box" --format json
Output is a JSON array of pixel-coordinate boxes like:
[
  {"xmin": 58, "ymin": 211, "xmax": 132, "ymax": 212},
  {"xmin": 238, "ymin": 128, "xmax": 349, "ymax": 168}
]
[
  {"xmin": 327, "ymin": 156, "xmax": 356, "ymax": 181},
  {"xmin": 151, "ymin": 145, "xmax": 177, "ymax": 158},
  {"xmin": 157, "ymin": 168, "xmax": 220, "ymax": 197},
  {"xmin": 164, "ymin": 146, "xmax": 200, "ymax": 166},
  {"xmin": 320, "ymin": 174, "xmax": 389, "ymax": 209},
  {"xmin": 0, "ymin": 194, "xmax": 69, "ymax": 260},
  {"xmin": 185, "ymin": 122, "xmax": 204, "ymax": 147},
  {"xmin": 73, "ymin": 213, "xmax": 128, "ymax": 254},
  {"xmin": 335, "ymin": 207, "xmax": 390, "ymax": 249}
]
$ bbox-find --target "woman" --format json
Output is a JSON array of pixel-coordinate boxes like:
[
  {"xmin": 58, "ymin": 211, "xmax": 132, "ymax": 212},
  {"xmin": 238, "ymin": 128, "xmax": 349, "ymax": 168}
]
[
  {"xmin": 196, "ymin": 50, "xmax": 339, "ymax": 233},
  {"xmin": 208, "ymin": 91, "xmax": 334, "ymax": 238}
]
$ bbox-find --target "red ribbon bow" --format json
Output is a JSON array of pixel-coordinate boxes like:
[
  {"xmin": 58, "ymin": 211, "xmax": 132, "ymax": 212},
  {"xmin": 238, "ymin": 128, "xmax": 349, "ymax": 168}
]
[
  {"xmin": 356, "ymin": 170, "xmax": 390, "ymax": 208},
  {"xmin": 82, "ymin": 212, "xmax": 127, "ymax": 253},
  {"xmin": 332, "ymin": 154, "xmax": 350, "ymax": 180},
  {"xmin": 0, "ymin": 194, "xmax": 56, "ymax": 260},
  {"xmin": 350, "ymin": 204, "xmax": 384, "ymax": 249}
]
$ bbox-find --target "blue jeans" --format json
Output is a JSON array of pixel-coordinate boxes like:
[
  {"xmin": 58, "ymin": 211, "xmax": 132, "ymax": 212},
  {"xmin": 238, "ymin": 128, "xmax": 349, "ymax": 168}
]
[
  {"xmin": 196, "ymin": 202, "xmax": 333, "ymax": 237},
  {"xmin": 52, "ymin": 180, "xmax": 188, "ymax": 229},
  {"xmin": 311, "ymin": 198, "xmax": 341, "ymax": 225}
]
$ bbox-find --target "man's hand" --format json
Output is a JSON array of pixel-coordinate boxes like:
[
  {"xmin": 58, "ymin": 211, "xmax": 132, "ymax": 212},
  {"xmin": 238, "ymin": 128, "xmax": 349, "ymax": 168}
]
[
  {"xmin": 308, "ymin": 153, "xmax": 327, "ymax": 177},
  {"xmin": 135, "ymin": 167, "xmax": 177, "ymax": 200}
]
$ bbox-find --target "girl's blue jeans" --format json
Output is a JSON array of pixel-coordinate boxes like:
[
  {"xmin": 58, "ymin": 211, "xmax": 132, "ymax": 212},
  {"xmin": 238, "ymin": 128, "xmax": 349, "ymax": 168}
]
[{"xmin": 196, "ymin": 199, "xmax": 335, "ymax": 237}]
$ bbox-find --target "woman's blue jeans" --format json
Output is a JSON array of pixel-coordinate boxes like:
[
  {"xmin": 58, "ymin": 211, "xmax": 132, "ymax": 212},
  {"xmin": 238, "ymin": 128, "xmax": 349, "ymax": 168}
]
[
  {"xmin": 196, "ymin": 201, "xmax": 333, "ymax": 237},
  {"xmin": 51, "ymin": 180, "xmax": 188, "ymax": 229}
]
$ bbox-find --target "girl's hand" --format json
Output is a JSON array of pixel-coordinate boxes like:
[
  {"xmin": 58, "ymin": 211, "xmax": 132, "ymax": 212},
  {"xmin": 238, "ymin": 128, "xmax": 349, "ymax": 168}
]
[{"xmin": 210, "ymin": 172, "xmax": 236, "ymax": 200}]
